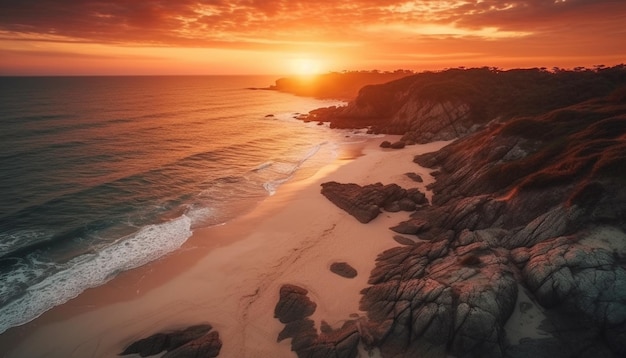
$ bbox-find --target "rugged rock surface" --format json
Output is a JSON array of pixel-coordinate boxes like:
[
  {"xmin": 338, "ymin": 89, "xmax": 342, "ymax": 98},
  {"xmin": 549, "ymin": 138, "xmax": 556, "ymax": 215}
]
[
  {"xmin": 320, "ymin": 182, "xmax": 427, "ymax": 223},
  {"xmin": 361, "ymin": 235, "xmax": 518, "ymax": 358},
  {"xmin": 120, "ymin": 324, "xmax": 221, "ymax": 357},
  {"xmin": 280, "ymin": 79, "xmax": 626, "ymax": 357}
]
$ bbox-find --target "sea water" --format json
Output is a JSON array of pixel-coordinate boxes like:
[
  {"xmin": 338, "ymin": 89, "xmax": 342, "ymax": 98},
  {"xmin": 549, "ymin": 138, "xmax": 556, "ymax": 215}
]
[{"xmin": 0, "ymin": 76, "xmax": 361, "ymax": 333}]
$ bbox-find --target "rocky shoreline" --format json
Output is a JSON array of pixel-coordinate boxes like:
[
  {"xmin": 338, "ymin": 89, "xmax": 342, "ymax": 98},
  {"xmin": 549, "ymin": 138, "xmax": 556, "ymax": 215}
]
[{"xmin": 123, "ymin": 67, "xmax": 626, "ymax": 358}]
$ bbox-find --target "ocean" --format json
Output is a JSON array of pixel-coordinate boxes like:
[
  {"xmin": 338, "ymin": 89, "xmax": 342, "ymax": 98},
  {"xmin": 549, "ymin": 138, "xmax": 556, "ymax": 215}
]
[{"xmin": 0, "ymin": 76, "xmax": 361, "ymax": 334}]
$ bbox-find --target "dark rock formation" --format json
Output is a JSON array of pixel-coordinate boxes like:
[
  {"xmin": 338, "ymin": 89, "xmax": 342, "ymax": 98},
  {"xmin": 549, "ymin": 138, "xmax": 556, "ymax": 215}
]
[
  {"xmin": 275, "ymin": 284, "xmax": 362, "ymax": 358},
  {"xmin": 330, "ymin": 262, "xmax": 358, "ymax": 278},
  {"xmin": 320, "ymin": 182, "xmax": 427, "ymax": 223},
  {"xmin": 390, "ymin": 141, "xmax": 406, "ymax": 149},
  {"xmin": 286, "ymin": 82, "xmax": 626, "ymax": 357},
  {"xmin": 274, "ymin": 284, "xmax": 317, "ymax": 324},
  {"xmin": 393, "ymin": 235, "xmax": 416, "ymax": 246},
  {"xmin": 380, "ymin": 140, "xmax": 391, "ymax": 148},
  {"xmin": 361, "ymin": 235, "xmax": 518, "ymax": 358},
  {"xmin": 120, "ymin": 324, "xmax": 221, "ymax": 358},
  {"xmin": 354, "ymin": 89, "xmax": 626, "ymax": 357}
]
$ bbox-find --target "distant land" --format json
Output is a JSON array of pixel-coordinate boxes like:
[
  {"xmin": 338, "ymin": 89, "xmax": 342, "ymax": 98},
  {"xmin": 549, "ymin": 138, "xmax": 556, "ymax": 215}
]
[{"xmin": 261, "ymin": 70, "xmax": 416, "ymax": 100}]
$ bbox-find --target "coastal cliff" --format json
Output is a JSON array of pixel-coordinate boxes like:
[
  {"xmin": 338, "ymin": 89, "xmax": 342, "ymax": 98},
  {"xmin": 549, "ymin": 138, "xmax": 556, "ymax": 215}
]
[
  {"xmin": 306, "ymin": 66, "xmax": 626, "ymax": 143},
  {"xmin": 276, "ymin": 67, "xmax": 626, "ymax": 358}
]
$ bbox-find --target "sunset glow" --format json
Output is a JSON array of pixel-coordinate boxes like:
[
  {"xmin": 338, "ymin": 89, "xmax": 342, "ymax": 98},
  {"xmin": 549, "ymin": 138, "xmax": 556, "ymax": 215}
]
[
  {"xmin": 1, "ymin": 1, "xmax": 625, "ymax": 75},
  {"xmin": 289, "ymin": 58, "xmax": 326, "ymax": 76}
]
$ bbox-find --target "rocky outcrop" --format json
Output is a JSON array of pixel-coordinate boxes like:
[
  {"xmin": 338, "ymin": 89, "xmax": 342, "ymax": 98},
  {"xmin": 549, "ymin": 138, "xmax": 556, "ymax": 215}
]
[
  {"xmin": 304, "ymin": 66, "xmax": 626, "ymax": 142},
  {"xmin": 120, "ymin": 324, "xmax": 221, "ymax": 358},
  {"xmin": 361, "ymin": 234, "xmax": 518, "ymax": 358},
  {"xmin": 320, "ymin": 182, "xmax": 427, "ymax": 223},
  {"xmin": 275, "ymin": 284, "xmax": 361, "ymax": 358},
  {"xmin": 281, "ymin": 86, "xmax": 626, "ymax": 357}
]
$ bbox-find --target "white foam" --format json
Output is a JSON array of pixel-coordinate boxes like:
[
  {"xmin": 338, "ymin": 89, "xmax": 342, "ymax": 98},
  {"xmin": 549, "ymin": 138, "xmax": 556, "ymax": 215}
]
[
  {"xmin": 263, "ymin": 178, "xmax": 290, "ymax": 196},
  {"xmin": 0, "ymin": 230, "xmax": 51, "ymax": 257},
  {"xmin": 0, "ymin": 215, "xmax": 193, "ymax": 334},
  {"xmin": 261, "ymin": 142, "xmax": 326, "ymax": 196}
]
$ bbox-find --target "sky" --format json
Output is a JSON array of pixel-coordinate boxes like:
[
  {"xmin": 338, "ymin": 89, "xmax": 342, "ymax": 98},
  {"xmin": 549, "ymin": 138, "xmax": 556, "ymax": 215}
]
[{"xmin": 0, "ymin": 0, "xmax": 625, "ymax": 75}]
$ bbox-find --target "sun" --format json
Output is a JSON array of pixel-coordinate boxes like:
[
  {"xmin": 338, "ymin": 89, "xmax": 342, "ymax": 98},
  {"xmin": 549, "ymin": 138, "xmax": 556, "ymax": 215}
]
[{"xmin": 289, "ymin": 58, "xmax": 323, "ymax": 76}]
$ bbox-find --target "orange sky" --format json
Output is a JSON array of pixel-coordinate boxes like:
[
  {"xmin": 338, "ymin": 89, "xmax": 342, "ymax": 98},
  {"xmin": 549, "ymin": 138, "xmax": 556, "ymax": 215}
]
[{"xmin": 1, "ymin": 0, "xmax": 625, "ymax": 75}]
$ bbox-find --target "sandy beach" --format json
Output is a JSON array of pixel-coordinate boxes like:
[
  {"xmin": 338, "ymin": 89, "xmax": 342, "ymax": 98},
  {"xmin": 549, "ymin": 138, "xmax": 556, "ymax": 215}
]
[{"xmin": 0, "ymin": 136, "xmax": 450, "ymax": 358}]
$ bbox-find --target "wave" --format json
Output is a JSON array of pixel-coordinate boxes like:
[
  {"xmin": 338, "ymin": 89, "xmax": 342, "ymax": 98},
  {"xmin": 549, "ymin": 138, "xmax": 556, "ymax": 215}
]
[
  {"xmin": 261, "ymin": 142, "xmax": 326, "ymax": 195},
  {"xmin": 0, "ymin": 215, "xmax": 193, "ymax": 334}
]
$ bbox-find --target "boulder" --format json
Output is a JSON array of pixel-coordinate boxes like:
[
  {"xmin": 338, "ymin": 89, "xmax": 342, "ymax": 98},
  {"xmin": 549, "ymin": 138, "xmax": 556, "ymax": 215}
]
[
  {"xmin": 405, "ymin": 172, "xmax": 423, "ymax": 182},
  {"xmin": 330, "ymin": 262, "xmax": 358, "ymax": 278},
  {"xmin": 274, "ymin": 284, "xmax": 317, "ymax": 324},
  {"xmin": 321, "ymin": 182, "xmax": 427, "ymax": 223}
]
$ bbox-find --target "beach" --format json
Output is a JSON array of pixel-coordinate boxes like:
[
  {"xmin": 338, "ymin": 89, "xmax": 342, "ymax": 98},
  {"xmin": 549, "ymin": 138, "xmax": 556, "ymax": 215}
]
[{"xmin": 0, "ymin": 136, "xmax": 450, "ymax": 358}]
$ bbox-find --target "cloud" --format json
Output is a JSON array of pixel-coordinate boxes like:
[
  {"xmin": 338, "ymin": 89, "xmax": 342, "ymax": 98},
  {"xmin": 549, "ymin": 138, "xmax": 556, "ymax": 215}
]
[
  {"xmin": 10, "ymin": 0, "xmax": 618, "ymax": 46},
  {"xmin": 0, "ymin": 0, "xmax": 624, "ymax": 71}
]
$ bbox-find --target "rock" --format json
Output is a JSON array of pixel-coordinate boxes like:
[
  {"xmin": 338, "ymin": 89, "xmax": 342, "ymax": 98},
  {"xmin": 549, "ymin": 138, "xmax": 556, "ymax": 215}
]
[
  {"xmin": 320, "ymin": 182, "xmax": 413, "ymax": 223},
  {"xmin": 393, "ymin": 235, "xmax": 416, "ymax": 246},
  {"xmin": 275, "ymin": 286, "xmax": 361, "ymax": 358},
  {"xmin": 390, "ymin": 141, "xmax": 406, "ymax": 149},
  {"xmin": 398, "ymin": 198, "xmax": 417, "ymax": 211},
  {"xmin": 390, "ymin": 218, "xmax": 430, "ymax": 235},
  {"xmin": 360, "ymin": 236, "xmax": 518, "ymax": 358},
  {"xmin": 513, "ymin": 236, "xmax": 626, "ymax": 337},
  {"xmin": 274, "ymin": 284, "xmax": 317, "ymax": 324},
  {"xmin": 265, "ymin": 114, "xmax": 275, "ymax": 118},
  {"xmin": 405, "ymin": 172, "xmax": 423, "ymax": 182},
  {"xmin": 406, "ymin": 188, "xmax": 428, "ymax": 205},
  {"xmin": 379, "ymin": 140, "xmax": 391, "ymax": 148},
  {"xmin": 383, "ymin": 201, "xmax": 401, "ymax": 212},
  {"xmin": 330, "ymin": 262, "xmax": 357, "ymax": 278},
  {"xmin": 120, "ymin": 325, "xmax": 213, "ymax": 357},
  {"xmin": 162, "ymin": 331, "xmax": 222, "ymax": 358}
]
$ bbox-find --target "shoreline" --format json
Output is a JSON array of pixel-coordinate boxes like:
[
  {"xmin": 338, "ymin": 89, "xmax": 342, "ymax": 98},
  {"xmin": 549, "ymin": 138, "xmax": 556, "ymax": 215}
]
[{"xmin": 0, "ymin": 136, "xmax": 450, "ymax": 358}]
